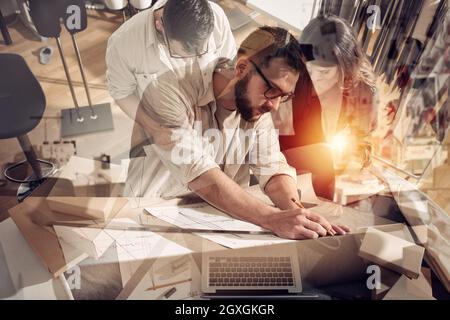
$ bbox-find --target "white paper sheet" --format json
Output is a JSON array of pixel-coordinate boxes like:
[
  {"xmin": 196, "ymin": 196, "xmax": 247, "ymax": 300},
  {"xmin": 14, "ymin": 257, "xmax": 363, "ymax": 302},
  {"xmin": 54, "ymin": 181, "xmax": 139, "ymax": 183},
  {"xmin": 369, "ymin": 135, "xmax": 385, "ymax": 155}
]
[
  {"xmin": 145, "ymin": 204, "xmax": 265, "ymax": 232},
  {"xmin": 195, "ymin": 232, "xmax": 294, "ymax": 249},
  {"xmin": 124, "ymin": 255, "xmax": 201, "ymax": 300},
  {"xmin": 145, "ymin": 202, "xmax": 345, "ymax": 249},
  {"xmin": 54, "ymin": 218, "xmax": 192, "ymax": 262},
  {"xmin": 145, "ymin": 204, "xmax": 297, "ymax": 249}
]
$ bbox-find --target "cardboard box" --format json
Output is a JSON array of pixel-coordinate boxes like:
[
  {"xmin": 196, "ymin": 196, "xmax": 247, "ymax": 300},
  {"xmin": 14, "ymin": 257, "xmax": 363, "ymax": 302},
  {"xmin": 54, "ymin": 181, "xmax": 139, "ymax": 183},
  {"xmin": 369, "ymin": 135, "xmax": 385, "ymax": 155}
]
[
  {"xmin": 358, "ymin": 227, "xmax": 425, "ymax": 279},
  {"xmin": 46, "ymin": 197, "xmax": 127, "ymax": 221},
  {"xmin": 371, "ymin": 267, "xmax": 402, "ymax": 300},
  {"xmin": 8, "ymin": 197, "xmax": 86, "ymax": 277},
  {"xmin": 383, "ymin": 268, "xmax": 435, "ymax": 300},
  {"xmin": 8, "ymin": 197, "xmax": 127, "ymax": 277}
]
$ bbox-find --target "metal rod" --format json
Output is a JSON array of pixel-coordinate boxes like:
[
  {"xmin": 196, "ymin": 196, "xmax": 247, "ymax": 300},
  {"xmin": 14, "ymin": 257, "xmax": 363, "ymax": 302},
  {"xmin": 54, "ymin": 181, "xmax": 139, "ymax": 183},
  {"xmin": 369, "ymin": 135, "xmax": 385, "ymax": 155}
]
[
  {"xmin": 350, "ymin": 0, "xmax": 362, "ymax": 26},
  {"xmin": 17, "ymin": 134, "xmax": 42, "ymax": 179},
  {"xmin": 70, "ymin": 33, "xmax": 97, "ymax": 119},
  {"xmin": 55, "ymin": 37, "xmax": 84, "ymax": 122},
  {"xmin": 0, "ymin": 8, "xmax": 13, "ymax": 45},
  {"xmin": 370, "ymin": 0, "xmax": 396, "ymax": 65}
]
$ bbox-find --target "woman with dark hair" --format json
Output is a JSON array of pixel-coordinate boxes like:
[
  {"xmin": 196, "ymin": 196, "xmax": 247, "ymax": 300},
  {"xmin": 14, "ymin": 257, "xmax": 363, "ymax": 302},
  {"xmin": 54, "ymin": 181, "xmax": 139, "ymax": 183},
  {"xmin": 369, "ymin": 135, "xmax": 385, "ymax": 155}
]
[{"xmin": 274, "ymin": 15, "xmax": 378, "ymax": 199}]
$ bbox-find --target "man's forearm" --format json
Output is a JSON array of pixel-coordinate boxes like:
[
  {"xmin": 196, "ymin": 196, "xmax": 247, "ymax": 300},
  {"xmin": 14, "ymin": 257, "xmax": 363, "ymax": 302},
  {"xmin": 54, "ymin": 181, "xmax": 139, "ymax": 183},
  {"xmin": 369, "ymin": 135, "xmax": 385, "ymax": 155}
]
[
  {"xmin": 116, "ymin": 95, "xmax": 140, "ymax": 121},
  {"xmin": 264, "ymin": 174, "xmax": 299, "ymax": 210},
  {"xmin": 188, "ymin": 168, "xmax": 278, "ymax": 227}
]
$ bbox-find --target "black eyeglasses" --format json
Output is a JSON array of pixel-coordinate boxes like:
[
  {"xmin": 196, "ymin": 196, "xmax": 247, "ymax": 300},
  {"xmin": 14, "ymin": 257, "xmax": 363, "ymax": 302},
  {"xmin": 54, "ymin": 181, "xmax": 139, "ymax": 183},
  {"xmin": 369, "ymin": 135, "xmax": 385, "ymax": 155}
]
[
  {"xmin": 249, "ymin": 60, "xmax": 294, "ymax": 103},
  {"xmin": 159, "ymin": 16, "xmax": 209, "ymax": 59}
]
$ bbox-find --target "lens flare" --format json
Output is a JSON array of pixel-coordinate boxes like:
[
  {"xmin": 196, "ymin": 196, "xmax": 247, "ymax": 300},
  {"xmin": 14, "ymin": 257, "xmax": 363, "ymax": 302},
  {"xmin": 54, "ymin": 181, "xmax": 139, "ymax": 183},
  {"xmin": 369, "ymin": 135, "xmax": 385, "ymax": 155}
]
[{"xmin": 329, "ymin": 132, "xmax": 348, "ymax": 152}]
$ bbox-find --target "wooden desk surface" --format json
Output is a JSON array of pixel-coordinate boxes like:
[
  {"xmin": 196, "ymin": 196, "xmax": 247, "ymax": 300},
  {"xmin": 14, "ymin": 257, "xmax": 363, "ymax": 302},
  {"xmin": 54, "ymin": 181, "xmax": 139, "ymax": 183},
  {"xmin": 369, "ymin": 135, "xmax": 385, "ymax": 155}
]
[{"xmin": 6, "ymin": 190, "xmax": 398, "ymax": 299}]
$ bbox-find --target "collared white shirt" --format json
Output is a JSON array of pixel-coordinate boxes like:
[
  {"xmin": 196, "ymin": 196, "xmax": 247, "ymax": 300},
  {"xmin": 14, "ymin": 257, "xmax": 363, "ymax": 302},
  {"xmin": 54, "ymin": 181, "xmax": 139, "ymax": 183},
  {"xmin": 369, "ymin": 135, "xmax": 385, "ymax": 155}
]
[
  {"xmin": 106, "ymin": 0, "xmax": 236, "ymax": 106},
  {"xmin": 121, "ymin": 64, "xmax": 297, "ymax": 200}
]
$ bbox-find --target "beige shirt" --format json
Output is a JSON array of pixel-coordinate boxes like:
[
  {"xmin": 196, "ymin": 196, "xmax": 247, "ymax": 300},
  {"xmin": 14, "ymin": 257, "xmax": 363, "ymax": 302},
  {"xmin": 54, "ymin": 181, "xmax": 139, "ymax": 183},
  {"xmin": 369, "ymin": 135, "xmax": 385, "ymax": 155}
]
[
  {"xmin": 106, "ymin": 0, "xmax": 295, "ymax": 200},
  {"xmin": 124, "ymin": 68, "xmax": 297, "ymax": 199}
]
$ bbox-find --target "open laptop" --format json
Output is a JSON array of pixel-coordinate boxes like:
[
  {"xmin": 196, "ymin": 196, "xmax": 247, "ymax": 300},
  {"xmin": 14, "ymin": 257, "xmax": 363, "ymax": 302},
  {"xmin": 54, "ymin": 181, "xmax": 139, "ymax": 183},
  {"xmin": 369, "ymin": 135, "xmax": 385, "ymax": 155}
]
[{"xmin": 201, "ymin": 244, "xmax": 302, "ymax": 295}]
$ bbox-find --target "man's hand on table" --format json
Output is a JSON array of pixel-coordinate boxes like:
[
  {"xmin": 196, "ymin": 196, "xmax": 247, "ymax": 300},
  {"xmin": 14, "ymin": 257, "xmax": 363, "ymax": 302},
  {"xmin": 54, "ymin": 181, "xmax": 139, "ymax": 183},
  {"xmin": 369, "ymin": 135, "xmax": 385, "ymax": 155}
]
[{"xmin": 260, "ymin": 208, "xmax": 351, "ymax": 240}]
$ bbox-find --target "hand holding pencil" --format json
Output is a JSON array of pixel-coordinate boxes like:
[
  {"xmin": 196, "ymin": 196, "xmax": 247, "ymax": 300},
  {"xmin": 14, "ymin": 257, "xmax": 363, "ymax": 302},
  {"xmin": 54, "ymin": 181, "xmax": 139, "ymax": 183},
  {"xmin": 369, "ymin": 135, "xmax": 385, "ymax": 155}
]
[
  {"xmin": 291, "ymin": 198, "xmax": 336, "ymax": 236},
  {"xmin": 258, "ymin": 197, "xmax": 349, "ymax": 240},
  {"xmin": 290, "ymin": 198, "xmax": 350, "ymax": 237}
]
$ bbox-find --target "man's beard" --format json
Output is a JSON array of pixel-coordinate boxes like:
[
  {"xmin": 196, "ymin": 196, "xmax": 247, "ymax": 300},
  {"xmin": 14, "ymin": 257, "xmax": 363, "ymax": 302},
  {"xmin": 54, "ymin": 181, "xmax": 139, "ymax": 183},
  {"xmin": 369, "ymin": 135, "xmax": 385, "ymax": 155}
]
[{"xmin": 235, "ymin": 74, "xmax": 258, "ymax": 122}]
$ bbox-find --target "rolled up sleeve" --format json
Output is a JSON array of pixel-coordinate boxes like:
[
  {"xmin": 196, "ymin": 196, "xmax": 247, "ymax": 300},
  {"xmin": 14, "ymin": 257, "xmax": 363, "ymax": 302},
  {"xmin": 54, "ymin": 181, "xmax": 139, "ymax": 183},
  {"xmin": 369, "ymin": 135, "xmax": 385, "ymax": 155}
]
[
  {"xmin": 105, "ymin": 37, "xmax": 137, "ymax": 101},
  {"xmin": 140, "ymin": 78, "xmax": 220, "ymax": 186}
]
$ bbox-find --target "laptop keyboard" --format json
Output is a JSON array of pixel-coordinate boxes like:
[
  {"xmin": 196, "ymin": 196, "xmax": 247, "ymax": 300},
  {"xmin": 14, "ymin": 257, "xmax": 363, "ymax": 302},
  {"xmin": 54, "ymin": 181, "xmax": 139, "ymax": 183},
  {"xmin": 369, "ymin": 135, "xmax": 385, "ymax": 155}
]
[{"xmin": 208, "ymin": 256, "xmax": 294, "ymax": 287}]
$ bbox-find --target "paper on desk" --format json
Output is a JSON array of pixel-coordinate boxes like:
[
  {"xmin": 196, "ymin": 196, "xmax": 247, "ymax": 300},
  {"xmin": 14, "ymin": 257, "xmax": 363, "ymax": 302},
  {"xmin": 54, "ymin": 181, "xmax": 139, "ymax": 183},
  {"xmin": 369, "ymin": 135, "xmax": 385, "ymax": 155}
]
[
  {"xmin": 195, "ymin": 232, "xmax": 294, "ymax": 249},
  {"xmin": 55, "ymin": 218, "xmax": 193, "ymax": 288},
  {"xmin": 145, "ymin": 204, "xmax": 265, "ymax": 232},
  {"xmin": 54, "ymin": 218, "xmax": 192, "ymax": 261},
  {"xmin": 120, "ymin": 254, "xmax": 201, "ymax": 300},
  {"xmin": 107, "ymin": 225, "xmax": 192, "ymax": 287},
  {"xmin": 145, "ymin": 204, "xmax": 299, "ymax": 249}
]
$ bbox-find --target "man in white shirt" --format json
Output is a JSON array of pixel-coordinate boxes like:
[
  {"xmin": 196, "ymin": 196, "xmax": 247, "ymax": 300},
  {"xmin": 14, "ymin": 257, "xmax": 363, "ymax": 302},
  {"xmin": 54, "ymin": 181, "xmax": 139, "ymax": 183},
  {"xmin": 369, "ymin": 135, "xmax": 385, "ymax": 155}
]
[
  {"xmin": 117, "ymin": 25, "xmax": 350, "ymax": 240},
  {"xmin": 106, "ymin": 0, "xmax": 236, "ymax": 154}
]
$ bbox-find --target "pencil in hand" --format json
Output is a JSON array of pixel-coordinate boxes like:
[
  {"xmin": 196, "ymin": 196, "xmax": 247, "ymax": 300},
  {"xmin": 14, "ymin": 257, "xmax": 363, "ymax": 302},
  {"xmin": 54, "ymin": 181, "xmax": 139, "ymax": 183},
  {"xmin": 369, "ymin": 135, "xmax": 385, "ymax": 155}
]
[
  {"xmin": 290, "ymin": 198, "xmax": 335, "ymax": 236},
  {"xmin": 290, "ymin": 197, "xmax": 305, "ymax": 209}
]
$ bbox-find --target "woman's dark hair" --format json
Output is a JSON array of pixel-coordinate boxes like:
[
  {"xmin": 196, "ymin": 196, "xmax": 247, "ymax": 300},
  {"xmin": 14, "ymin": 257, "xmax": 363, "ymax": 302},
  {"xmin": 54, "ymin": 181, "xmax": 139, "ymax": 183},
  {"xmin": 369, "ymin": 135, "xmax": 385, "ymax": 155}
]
[
  {"xmin": 300, "ymin": 14, "xmax": 377, "ymax": 93},
  {"xmin": 163, "ymin": 0, "xmax": 214, "ymax": 52},
  {"xmin": 238, "ymin": 26, "xmax": 304, "ymax": 73}
]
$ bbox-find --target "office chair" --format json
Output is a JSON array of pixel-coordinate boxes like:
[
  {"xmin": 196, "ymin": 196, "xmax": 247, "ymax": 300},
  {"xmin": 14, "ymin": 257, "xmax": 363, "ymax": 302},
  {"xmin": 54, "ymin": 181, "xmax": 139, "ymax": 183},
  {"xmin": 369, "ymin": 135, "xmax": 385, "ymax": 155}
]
[
  {"xmin": 28, "ymin": 0, "xmax": 113, "ymax": 137},
  {"xmin": 0, "ymin": 53, "xmax": 56, "ymax": 202}
]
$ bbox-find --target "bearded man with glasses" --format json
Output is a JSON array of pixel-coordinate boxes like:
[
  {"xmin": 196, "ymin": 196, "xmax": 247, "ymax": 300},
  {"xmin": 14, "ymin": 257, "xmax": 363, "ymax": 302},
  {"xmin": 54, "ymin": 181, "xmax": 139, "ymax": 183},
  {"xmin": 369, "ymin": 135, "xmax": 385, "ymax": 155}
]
[{"xmin": 123, "ymin": 26, "xmax": 350, "ymax": 240}]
